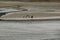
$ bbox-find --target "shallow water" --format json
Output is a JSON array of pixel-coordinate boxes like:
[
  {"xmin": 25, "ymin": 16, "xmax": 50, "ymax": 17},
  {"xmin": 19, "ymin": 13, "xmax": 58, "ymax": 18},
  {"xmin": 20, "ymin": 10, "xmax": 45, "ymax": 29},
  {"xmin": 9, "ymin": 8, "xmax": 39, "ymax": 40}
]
[{"xmin": 0, "ymin": 20, "xmax": 60, "ymax": 40}]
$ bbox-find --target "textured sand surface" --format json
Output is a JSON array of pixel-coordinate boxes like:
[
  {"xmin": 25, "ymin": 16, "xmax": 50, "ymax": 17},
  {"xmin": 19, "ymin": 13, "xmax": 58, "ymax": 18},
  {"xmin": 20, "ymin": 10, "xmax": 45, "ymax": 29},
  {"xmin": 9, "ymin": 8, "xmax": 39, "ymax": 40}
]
[
  {"xmin": 0, "ymin": 2, "xmax": 60, "ymax": 40},
  {"xmin": 0, "ymin": 21, "xmax": 60, "ymax": 40},
  {"xmin": 0, "ymin": 2, "xmax": 60, "ymax": 7}
]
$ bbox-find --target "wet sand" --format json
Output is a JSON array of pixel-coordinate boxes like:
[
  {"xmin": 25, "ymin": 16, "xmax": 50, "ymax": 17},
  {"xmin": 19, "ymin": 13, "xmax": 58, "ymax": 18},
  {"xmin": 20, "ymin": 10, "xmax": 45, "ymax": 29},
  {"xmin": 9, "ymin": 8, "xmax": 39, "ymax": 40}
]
[{"xmin": 0, "ymin": 20, "xmax": 60, "ymax": 40}]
